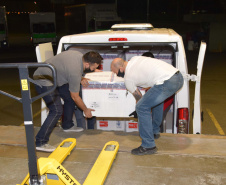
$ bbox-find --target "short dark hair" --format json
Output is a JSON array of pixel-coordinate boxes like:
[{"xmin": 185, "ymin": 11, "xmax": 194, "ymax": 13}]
[
  {"xmin": 142, "ymin": 52, "xmax": 155, "ymax": 58},
  {"xmin": 83, "ymin": 51, "xmax": 103, "ymax": 65}
]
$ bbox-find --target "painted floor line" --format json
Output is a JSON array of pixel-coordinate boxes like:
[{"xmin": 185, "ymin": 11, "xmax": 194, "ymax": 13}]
[
  {"xmin": 206, "ymin": 108, "xmax": 225, "ymax": 135},
  {"xmin": 20, "ymin": 110, "xmax": 41, "ymax": 126}
]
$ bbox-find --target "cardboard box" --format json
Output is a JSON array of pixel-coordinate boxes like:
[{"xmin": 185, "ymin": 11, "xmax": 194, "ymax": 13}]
[
  {"xmin": 82, "ymin": 72, "xmax": 145, "ymax": 117},
  {"xmin": 152, "ymin": 50, "xmax": 173, "ymax": 65},
  {"xmin": 100, "ymin": 51, "xmax": 124, "ymax": 71},
  {"xmin": 96, "ymin": 120, "xmax": 125, "ymax": 131},
  {"xmin": 125, "ymin": 50, "xmax": 149, "ymax": 61},
  {"xmin": 125, "ymin": 49, "xmax": 173, "ymax": 65},
  {"xmin": 125, "ymin": 120, "xmax": 139, "ymax": 132}
]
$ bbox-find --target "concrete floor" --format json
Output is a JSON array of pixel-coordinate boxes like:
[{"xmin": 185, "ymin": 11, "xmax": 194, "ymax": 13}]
[{"xmin": 0, "ymin": 125, "xmax": 226, "ymax": 185}]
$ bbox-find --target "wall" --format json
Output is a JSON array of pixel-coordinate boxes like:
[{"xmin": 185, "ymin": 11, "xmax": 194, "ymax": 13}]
[{"xmin": 209, "ymin": 22, "xmax": 226, "ymax": 52}]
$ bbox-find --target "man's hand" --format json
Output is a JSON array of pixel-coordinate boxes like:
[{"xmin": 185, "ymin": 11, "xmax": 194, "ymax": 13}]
[
  {"xmin": 129, "ymin": 111, "xmax": 138, "ymax": 118},
  {"xmin": 81, "ymin": 78, "xmax": 90, "ymax": 87},
  {"xmin": 95, "ymin": 69, "xmax": 103, "ymax": 72},
  {"xmin": 84, "ymin": 108, "xmax": 95, "ymax": 118},
  {"xmin": 70, "ymin": 92, "xmax": 92, "ymax": 117}
]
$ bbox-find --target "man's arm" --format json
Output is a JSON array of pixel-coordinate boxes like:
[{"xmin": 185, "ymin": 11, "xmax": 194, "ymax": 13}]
[
  {"xmin": 70, "ymin": 91, "xmax": 94, "ymax": 118},
  {"xmin": 94, "ymin": 69, "xmax": 102, "ymax": 72},
  {"xmin": 128, "ymin": 88, "xmax": 142, "ymax": 118},
  {"xmin": 132, "ymin": 88, "xmax": 142, "ymax": 103}
]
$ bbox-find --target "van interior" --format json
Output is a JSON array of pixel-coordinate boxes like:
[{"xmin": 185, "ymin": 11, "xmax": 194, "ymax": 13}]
[{"xmin": 65, "ymin": 43, "xmax": 177, "ymax": 133}]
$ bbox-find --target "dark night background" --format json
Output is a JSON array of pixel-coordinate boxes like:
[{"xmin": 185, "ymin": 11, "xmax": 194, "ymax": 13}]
[{"xmin": 0, "ymin": 0, "xmax": 226, "ymax": 50}]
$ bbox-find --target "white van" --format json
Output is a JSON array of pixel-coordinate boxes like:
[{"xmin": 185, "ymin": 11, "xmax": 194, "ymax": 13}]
[
  {"xmin": 29, "ymin": 12, "xmax": 57, "ymax": 45},
  {"xmin": 55, "ymin": 23, "xmax": 206, "ymax": 134}
]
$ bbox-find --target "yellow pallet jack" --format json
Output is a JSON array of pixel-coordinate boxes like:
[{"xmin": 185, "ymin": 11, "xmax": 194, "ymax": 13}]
[
  {"xmin": 19, "ymin": 139, "xmax": 119, "ymax": 185},
  {"xmin": 0, "ymin": 63, "xmax": 119, "ymax": 185}
]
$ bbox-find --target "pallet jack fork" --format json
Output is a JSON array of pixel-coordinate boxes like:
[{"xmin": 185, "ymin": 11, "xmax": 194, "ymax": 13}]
[
  {"xmin": 19, "ymin": 139, "xmax": 119, "ymax": 185},
  {"xmin": 0, "ymin": 63, "xmax": 119, "ymax": 185}
]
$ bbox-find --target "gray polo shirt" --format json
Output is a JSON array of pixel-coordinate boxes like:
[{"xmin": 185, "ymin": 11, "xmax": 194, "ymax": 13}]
[{"xmin": 33, "ymin": 50, "xmax": 83, "ymax": 93}]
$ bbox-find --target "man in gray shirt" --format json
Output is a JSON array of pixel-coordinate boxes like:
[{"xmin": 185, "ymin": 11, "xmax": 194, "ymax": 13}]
[{"xmin": 33, "ymin": 50, "xmax": 102, "ymax": 152}]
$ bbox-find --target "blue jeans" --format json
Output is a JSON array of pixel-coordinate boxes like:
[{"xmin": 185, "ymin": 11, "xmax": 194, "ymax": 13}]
[
  {"xmin": 75, "ymin": 84, "xmax": 96, "ymax": 129},
  {"xmin": 58, "ymin": 84, "xmax": 76, "ymax": 130},
  {"xmin": 136, "ymin": 72, "xmax": 184, "ymax": 148},
  {"xmin": 58, "ymin": 83, "xmax": 96, "ymax": 129},
  {"xmin": 35, "ymin": 85, "xmax": 63, "ymax": 146},
  {"xmin": 74, "ymin": 107, "xmax": 96, "ymax": 129}
]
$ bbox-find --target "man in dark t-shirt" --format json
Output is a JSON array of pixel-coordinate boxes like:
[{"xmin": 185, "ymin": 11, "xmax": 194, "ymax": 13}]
[{"xmin": 33, "ymin": 50, "xmax": 102, "ymax": 152}]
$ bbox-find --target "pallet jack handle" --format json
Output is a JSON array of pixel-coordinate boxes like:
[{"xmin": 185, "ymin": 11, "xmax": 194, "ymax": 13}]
[
  {"xmin": 0, "ymin": 63, "xmax": 57, "ymax": 103},
  {"xmin": 0, "ymin": 63, "xmax": 57, "ymax": 185}
]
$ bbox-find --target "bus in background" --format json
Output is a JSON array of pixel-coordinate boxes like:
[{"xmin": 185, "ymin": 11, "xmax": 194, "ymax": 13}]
[
  {"xmin": 64, "ymin": 4, "xmax": 121, "ymax": 34},
  {"xmin": 29, "ymin": 12, "xmax": 57, "ymax": 45}
]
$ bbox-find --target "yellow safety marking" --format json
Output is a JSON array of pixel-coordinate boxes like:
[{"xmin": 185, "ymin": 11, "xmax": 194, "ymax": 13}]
[
  {"xmin": 206, "ymin": 108, "xmax": 225, "ymax": 135},
  {"xmin": 83, "ymin": 141, "xmax": 119, "ymax": 185},
  {"xmin": 21, "ymin": 79, "xmax": 28, "ymax": 91},
  {"xmin": 20, "ymin": 110, "xmax": 42, "ymax": 126}
]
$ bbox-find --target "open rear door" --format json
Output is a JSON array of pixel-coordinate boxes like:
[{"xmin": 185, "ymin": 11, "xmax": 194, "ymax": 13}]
[
  {"xmin": 35, "ymin": 42, "xmax": 54, "ymax": 125},
  {"xmin": 193, "ymin": 41, "xmax": 206, "ymax": 134},
  {"xmin": 35, "ymin": 42, "xmax": 54, "ymax": 62}
]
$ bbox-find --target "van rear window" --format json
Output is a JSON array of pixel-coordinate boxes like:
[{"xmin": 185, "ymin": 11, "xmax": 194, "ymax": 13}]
[{"xmin": 65, "ymin": 43, "xmax": 176, "ymax": 67}]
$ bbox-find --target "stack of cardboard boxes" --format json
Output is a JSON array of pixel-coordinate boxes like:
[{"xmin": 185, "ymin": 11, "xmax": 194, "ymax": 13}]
[
  {"xmin": 83, "ymin": 49, "xmax": 173, "ymax": 132},
  {"xmin": 82, "ymin": 71, "xmax": 143, "ymax": 132}
]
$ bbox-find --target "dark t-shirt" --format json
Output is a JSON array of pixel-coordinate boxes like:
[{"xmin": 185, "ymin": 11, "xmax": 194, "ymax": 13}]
[{"xmin": 33, "ymin": 50, "xmax": 83, "ymax": 92}]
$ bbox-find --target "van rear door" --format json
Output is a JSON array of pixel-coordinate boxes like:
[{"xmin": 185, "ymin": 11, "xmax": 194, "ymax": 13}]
[{"xmin": 192, "ymin": 42, "xmax": 206, "ymax": 134}]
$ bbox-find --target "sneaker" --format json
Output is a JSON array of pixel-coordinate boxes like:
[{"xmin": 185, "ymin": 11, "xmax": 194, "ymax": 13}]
[
  {"xmin": 131, "ymin": 146, "xmax": 157, "ymax": 155},
  {"xmin": 154, "ymin": 134, "xmax": 160, "ymax": 139},
  {"xmin": 36, "ymin": 144, "xmax": 56, "ymax": 152},
  {"xmin": 63, "ymin": 125, "xmax": 84, "ymax": 132}
]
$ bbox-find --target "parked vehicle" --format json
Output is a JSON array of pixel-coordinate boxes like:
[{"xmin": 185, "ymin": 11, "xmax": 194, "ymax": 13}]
[
  {"xmin": 0, "ymin": 6, "xmax": 8, "ymax": 48},
  {"xmin": 29, "ymin": 12, "xmax": 57, "ymax": 45},
  {"xmin": 54, "ymin": 23, "xmax": 205, "ymax": 134},
  {"xmin": 64, "ymin": 4, "xmax": 121, "ymax": 34}
]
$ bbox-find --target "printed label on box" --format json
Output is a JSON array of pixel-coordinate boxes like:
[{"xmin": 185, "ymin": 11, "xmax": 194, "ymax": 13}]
[
  {"xmin": 125, "ymin": 120, "xmax": 139, "ymax": 132},
  {"xmin": 116, "ymin": 121, "xmax": 123, "ymax": 129},
  {"xmin": 128, "ymin": 122, "xmax": 138, "ymax": 128},
  {"xmin": 99, "ymin": 121, "xmax": 108, "ymax": 127},
  {"xmin": 88, "ymin": 101, "xmax": 101, "ymax": 109},
  {"xmin": 108, "ymin": 92, "xmax": 120, "ymax": 100},
  {"xmin": 97, "ymin": 120, "xmax": 125, "ymax": 131}
]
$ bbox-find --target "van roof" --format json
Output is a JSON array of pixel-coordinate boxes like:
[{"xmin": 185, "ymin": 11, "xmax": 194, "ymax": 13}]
[
  {"xmin": 111, "ymin": 23, "xmax": 153, "ymax": 30},
  {"xmin": 59, "ymin": 27, "xmax": 181, "ymax": 44}
]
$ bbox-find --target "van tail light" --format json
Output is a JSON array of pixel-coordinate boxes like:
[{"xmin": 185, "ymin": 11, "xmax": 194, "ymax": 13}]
[
  {"xmin": 177, "ymin": 108, "xmax": 189, "ymax": 134},
  {"xmin": 109, "ymin": 38, "xmax": 127, "ymax": 41}
]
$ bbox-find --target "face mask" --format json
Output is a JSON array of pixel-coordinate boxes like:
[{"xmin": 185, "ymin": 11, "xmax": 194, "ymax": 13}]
[
  {"xmin": 117, "ymin": 69, "xmax": 125, "ymax": 78},
  {"xmin": 84, "ymin": 67, "xmax": 95, "ymax": 73}
]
